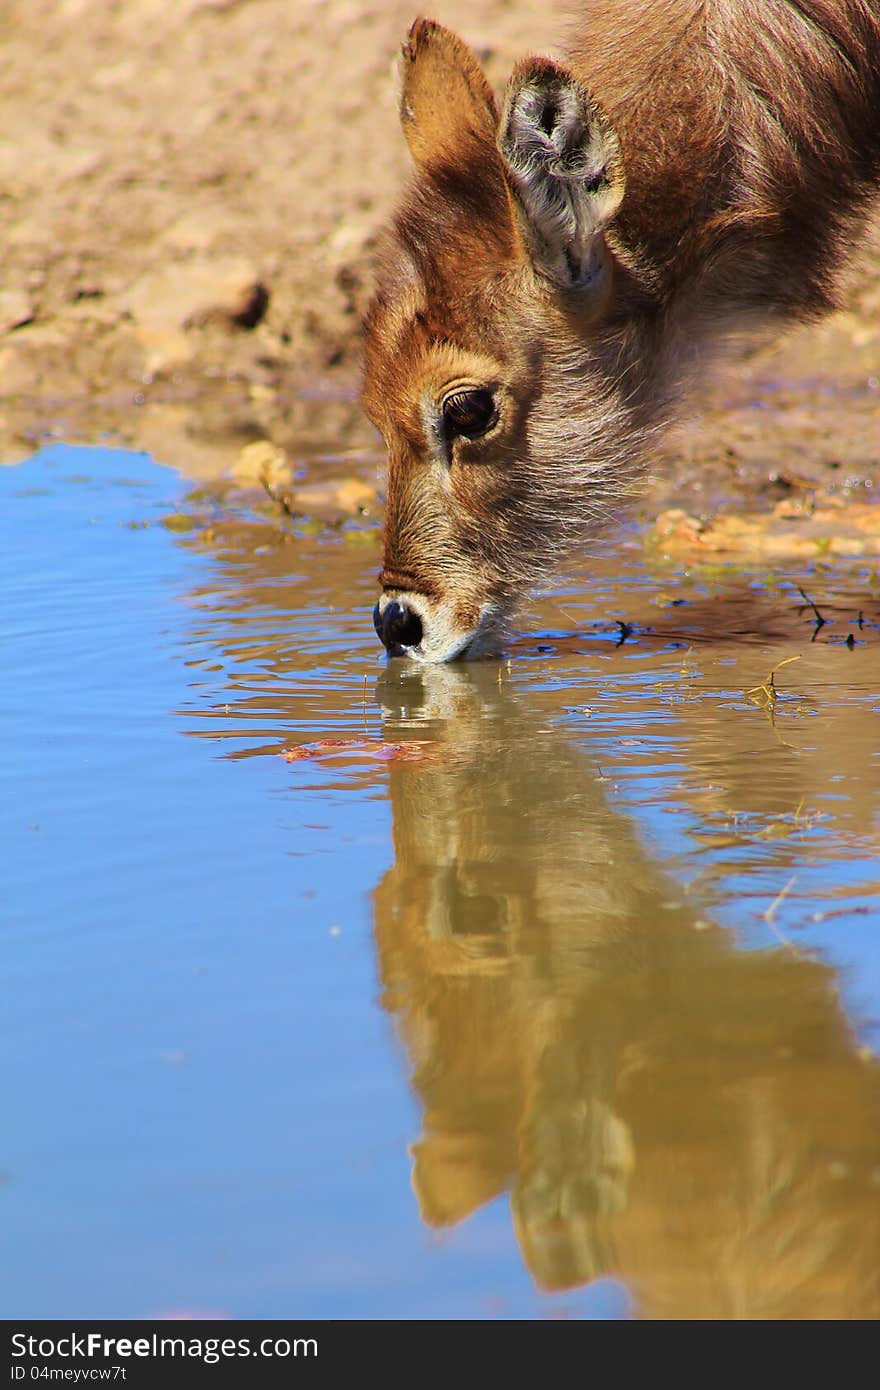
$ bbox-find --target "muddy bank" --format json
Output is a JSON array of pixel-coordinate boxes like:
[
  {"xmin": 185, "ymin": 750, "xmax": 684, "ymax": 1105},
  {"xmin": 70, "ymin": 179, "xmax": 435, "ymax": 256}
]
[
  {"xmin": 1, "ymin": 0, "xmax": 878, "ymax": 518},
  {"xmin": 0, "ymin": 2, "xmax": 547, "ymax": 456}
]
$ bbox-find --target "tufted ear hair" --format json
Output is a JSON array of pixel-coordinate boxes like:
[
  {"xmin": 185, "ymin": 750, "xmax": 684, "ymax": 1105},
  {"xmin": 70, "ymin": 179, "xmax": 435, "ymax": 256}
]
[
  {"xmin": 400, "ymin": 18, "xmax": 500, "ymax": 172},
  {"xmin": 499, "ymin": 58, "xmax": 625, "ymax": 290}
]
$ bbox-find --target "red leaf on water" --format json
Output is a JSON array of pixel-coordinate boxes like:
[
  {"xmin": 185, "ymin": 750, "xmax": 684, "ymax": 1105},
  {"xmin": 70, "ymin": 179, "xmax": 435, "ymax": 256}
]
[{"xmin": 281, "ymin": 738, "xmax": 433, "ymax": 765}]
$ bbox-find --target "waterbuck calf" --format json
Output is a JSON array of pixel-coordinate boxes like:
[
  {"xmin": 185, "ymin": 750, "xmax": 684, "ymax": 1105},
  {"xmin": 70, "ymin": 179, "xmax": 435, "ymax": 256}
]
[{"xmin": 363, "ymin": 3, "xmax": 880, "ymax": 662}]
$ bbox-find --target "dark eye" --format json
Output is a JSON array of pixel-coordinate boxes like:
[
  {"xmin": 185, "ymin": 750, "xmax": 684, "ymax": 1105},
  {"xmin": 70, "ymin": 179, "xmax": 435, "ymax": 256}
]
[{"xmin": 441, "ymin": 388, "xmax": 497, "ymax": 440}]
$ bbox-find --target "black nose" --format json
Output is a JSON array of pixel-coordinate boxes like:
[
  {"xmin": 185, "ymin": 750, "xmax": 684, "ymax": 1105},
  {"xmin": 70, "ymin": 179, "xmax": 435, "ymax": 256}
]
[{"xmin": 374, "ymin": 599, "xmax": 423, "ymax": 651}]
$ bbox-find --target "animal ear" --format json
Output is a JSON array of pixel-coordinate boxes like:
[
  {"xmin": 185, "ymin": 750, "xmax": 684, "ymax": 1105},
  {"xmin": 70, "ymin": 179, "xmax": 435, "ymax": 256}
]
[
  {"xmin": 499, "ymin": 58, "xmax": 624, "ymax": 290},
  {"xmin": 400, "ymin": 18, "xmax": 500, "ymax": 171}
]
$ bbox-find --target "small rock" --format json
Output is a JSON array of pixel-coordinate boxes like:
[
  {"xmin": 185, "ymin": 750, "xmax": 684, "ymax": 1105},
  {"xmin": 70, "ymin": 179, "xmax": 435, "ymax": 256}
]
[
  {"xmin": 130, "ymin": 327, "xmax": 197, "ymax": 376},
  {"xmin": 123, "ymin": 257, "xmax": 269, "ymax": 336},
  {"xmin": 183, "ymin": 262, "xmax": 268, "ymax": 330},
  {"xmin": 232, "ymin": 440, "xmax": 292, "ymax": 490},
  {"xmin": 248, "ymin": 382, "xmax": 276, "ymax": 404},
  {"xmin": 650, "ymin": 499, "xmax": 880, "ymax": 560},
  {"xmin": 295, "ymin": 477, "xmax": 377, "ymax": 514}
]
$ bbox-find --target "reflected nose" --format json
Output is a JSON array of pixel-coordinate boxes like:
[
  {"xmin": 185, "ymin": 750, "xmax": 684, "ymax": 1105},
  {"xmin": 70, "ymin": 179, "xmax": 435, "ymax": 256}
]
[{"xmin": 374, "ymin": 599, "xmax": 423, "ymax": 651}]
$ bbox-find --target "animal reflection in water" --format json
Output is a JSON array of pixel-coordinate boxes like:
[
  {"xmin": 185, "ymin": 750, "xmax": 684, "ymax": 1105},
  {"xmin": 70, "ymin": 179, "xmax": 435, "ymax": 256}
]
[{"xmin": 372, "ymin": 666, "xmax": 879, "ymax": 1318}]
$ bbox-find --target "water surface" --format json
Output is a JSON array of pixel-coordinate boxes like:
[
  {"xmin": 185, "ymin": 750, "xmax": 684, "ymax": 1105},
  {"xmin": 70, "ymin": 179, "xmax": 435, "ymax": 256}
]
[{"xmin": 3, "ymin": 444, "xmax": 878, "ymax": 1319}]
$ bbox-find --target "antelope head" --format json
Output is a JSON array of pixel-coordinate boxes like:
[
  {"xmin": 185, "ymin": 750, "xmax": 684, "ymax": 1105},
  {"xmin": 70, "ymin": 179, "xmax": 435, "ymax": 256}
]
[{"xmin": 363, "ymin": 18, "xmax": 636, "ymax": 662}]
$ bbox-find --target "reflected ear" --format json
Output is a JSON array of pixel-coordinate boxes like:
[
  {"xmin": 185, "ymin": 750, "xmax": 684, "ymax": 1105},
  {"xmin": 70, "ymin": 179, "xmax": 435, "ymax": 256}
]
[
  {"xmin": 499, "ymin": 58, "xmax": 624, "ymax": 290},
  {"xmin": 411, "ymin": 1133, "xmax": 507, "ymax": 1226},
  {"xmin": 400, "ymin": 18, "xmax": 500, "ymax": 171}
]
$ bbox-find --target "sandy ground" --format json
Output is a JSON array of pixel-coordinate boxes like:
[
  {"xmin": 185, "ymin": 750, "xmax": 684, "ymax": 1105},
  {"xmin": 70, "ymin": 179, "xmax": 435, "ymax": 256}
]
[{"xmin": 1, "ymin": 0, "xmax": 878, "ymax": 514}]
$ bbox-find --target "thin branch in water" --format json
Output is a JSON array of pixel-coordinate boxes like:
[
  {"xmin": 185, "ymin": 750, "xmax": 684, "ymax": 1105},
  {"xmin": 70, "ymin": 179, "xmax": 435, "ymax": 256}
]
[
  {"xmin": 764, "ymin": 874, "xmax": 797, "ymax": 924},
  {"xmin": 745, "ymin": 654, "xmax": 801, "ymax": 712},
  {"xmin": 796, "ymin": 584, "xmax": 826, "ymax": 639},
  {"xmin": 762, "ymin": 875, "xmax": 810, "ymax": 957}
]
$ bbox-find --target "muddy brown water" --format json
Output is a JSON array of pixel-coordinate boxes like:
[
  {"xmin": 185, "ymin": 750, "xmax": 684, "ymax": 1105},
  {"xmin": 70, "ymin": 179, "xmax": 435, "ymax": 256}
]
[{"xmin": 3, "ymin": 443, "xmax": 879, "ymax": 1319}]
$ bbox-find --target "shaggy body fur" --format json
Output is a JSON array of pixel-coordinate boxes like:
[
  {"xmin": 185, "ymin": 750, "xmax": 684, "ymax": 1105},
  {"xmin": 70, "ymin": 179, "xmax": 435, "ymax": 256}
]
[{"xmin": 363, "ymin": 2, "xmax": 880, "ymax": 662}]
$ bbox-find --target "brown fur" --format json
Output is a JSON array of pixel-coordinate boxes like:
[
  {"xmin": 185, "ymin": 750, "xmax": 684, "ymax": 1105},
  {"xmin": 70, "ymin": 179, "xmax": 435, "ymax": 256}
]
[
  {"xmin": 570, "ymin": 0, "xmax": 880, "ymax": 311},
  {"xmin": 363, "ymin": 3, "xmax": 880, "ymax": 661}
]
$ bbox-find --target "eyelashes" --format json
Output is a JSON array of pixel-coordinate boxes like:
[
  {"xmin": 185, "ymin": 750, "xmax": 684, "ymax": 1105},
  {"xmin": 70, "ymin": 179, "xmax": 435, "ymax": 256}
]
[{"xmin": 441, "ymin": 387, "xmax": 498, "ymax": 441}]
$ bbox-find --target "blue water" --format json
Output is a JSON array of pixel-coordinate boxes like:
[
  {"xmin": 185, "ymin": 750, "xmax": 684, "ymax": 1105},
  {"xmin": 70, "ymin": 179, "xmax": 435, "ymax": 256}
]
[{"xmin": 2, "ymin": 445, "xmax": 878, "ymax": 1319}]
